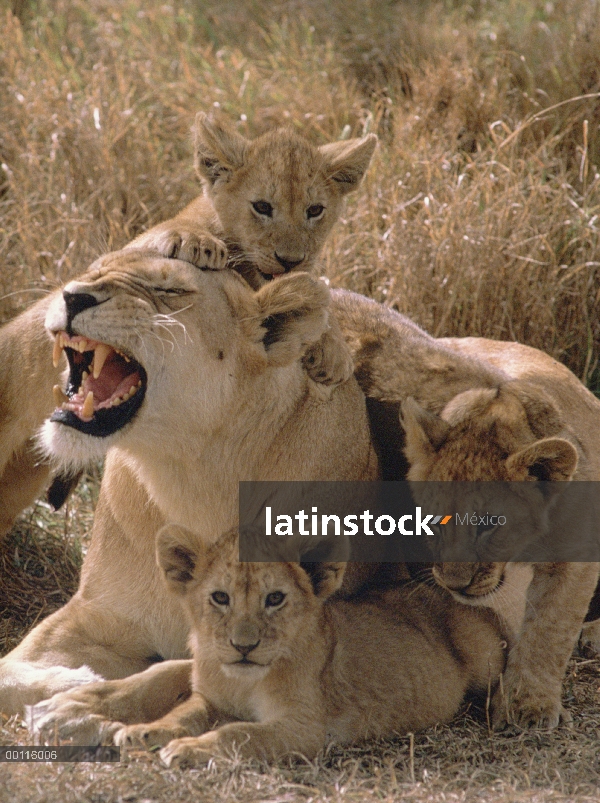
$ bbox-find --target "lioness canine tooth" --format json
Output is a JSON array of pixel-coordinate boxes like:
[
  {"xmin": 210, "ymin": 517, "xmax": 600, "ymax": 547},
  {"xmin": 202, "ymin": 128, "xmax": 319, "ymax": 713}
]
[
  {"xmin": 52, "ymin": 336, "xmax": 63, "ymax": 368},
  {"xmin": 53, "ymin": 385, "xmax": 68, "ymax": 406},
  {"xmin": 82, "ymin": 390, "xmax": 94, "ymax": 418},
  {"xmin": 93, "ymin": 343, "xmax": 112, "ymax": 379}
]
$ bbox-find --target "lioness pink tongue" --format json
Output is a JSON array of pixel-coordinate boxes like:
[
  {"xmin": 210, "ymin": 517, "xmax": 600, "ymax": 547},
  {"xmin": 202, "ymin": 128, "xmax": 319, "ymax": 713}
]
[{"xmin": 71, "ymin": 349, "xmax": 141, "ymax": 420}]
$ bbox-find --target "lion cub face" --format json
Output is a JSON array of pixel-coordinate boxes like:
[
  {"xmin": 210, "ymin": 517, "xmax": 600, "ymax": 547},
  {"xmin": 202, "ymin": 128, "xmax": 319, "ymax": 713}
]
[
  {"xmin": 402, "ymin": 387, "xmax": 578, "ymax": 602},
  {"xmin": 194, "ymin": 114, "xmax": 377, "ymax": 281},
  {"xmin": 157, "ymin": 525, "xmax": 344, "ymax": 682}
]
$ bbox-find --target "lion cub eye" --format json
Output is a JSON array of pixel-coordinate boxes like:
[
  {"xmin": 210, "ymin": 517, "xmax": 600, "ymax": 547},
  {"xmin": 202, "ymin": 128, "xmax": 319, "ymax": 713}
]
[
  {"xmin": 306, "ymin": 204, "xmax": 324, "ymax": 219},
  {"xmin": 211, "ymin": 591, "xmax": 230, "ymax": 606},
  {"xmin": 265, "ymin": 591, "xmax": 286, "ymax": 608},
  {"xmin": 252, "ymin": 200, "xmax": 273, "ymax": 217}
]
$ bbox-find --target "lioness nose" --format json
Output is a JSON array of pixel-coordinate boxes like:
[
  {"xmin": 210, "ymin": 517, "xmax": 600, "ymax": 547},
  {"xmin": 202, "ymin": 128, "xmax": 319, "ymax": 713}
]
[
  {"xmin": 230, "ymin": 639, "xmax": 260, "ymax": 656},
  {"xmin": 274, "ymin": 253, "xmax": 305, "ymax": 272},
  {"xmin": 63, "ymin": 291, "xmax": 99, "ymax": 332}
]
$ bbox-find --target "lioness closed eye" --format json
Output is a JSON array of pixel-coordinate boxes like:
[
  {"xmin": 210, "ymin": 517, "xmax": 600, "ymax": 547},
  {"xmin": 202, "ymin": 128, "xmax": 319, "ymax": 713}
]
[
  {"xmin": 127, "ymin": 113, "xmax": 378, "ymax": 387},
  {"xmin": 113, "ymin": 525, "xmax": 506, "ymax": 766}
]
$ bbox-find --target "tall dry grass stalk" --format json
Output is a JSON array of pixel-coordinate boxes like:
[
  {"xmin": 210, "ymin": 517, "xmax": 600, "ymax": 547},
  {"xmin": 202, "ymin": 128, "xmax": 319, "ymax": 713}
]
[{"xmin": 1, "ymin": 0, "xmax": 599, "ymax": 383}]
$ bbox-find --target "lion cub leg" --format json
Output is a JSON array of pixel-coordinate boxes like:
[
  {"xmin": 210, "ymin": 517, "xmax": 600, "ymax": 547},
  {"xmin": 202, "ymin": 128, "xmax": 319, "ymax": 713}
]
[
  {"xmin": 114, "ymin": 692, "xmax": 215, "ymax": 750},
  {"xmin": 303, "ymin": 316, "xmax": 354, "ymax": 388},
  {"xmin": 492, "ymin": 563, "xmax": 599, "ymax": 730},
  {"xmin": 125, "ymin": 197, "xmax": 228, "ymax": 271},
  {"xmin": 160, "ymin": 716, "xmax": 327, "ymax": 768},
  {"xmin": 30, "ymin": 660, "xmax": 193, "ymax": 746}
]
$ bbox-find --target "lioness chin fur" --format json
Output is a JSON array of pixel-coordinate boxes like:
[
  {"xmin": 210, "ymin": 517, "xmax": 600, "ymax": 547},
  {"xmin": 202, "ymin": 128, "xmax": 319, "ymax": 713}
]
[{"xmin": 113, "ymin": 525, "xmax": 506, "ymax": 765}]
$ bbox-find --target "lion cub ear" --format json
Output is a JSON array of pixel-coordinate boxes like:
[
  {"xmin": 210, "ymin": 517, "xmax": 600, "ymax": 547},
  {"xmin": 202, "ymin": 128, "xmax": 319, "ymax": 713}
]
[
  {"xmin": 402, "ymin": 397, "xmax": 451, "ymax": 460},
  {"xmin": 156, "ymin": 523, "xmax": 201, "ymax": 595},
  {"xmin": 505, "ymin": 437, "xmax": 578, "ymax": 482},
  {"xmin": 301, "ymin": 562, "xmax": 346, "ymax": 599},
  {"xmin": 319, "ymin": 134, "xmax": 377, "ymax": 194},
  {"xmin": 255, "ymin": 273, "xmax": 330, "ymax": 367},
  {"xmin": 194, "ymin": 112, "xmax": 249, "ymax": 185}
]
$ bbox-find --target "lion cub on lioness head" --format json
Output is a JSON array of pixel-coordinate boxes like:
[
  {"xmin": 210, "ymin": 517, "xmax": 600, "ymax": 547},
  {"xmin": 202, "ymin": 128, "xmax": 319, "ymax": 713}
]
[
  {"xmin": 115, "ymin": 525, "xmax": 506, "ymax": 766},
  {"xmin": 127, "ymin": 113, "xmax": 377, "ymax": 386}
]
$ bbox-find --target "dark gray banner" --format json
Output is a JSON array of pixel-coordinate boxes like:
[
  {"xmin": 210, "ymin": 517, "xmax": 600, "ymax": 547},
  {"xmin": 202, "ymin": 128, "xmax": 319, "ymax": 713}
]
[{"xmin": 238, "ymin": 481, "xmax": 600, "ymax": 562}]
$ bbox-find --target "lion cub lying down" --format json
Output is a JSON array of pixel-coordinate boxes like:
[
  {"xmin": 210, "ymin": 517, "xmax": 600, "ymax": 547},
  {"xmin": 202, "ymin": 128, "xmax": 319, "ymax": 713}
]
[{"xmin": 114, "ymin": 525, "xmax": 507, "ymax": 766}]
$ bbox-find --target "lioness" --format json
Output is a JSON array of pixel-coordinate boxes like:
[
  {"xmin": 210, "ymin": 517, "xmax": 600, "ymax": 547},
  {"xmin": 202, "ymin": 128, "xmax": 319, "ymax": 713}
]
[
  {"xmin": 108, "ymin": 525, "xmax": 506, "ymax": 764},
  {"xmin": 0, "ymin": 117, "xmax": 377, "ymax": 537},
  {"xmin": 400, "ymin": 344, "xmax": 600, "ymax": 729},
  {"xmin": 1, "ymin": 252, "xmax": 380, "ymax": 722}
]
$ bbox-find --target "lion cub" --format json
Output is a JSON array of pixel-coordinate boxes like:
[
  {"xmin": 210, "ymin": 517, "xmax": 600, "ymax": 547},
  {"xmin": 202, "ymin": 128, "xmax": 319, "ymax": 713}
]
[
  {"xmin": 127, "ymin": 113, "xmax": 377, "ymax": 385},
  {"xmin": 115, "ymin": 525, "xmax": 506, "ymax": 766},
  {"xmin": 402, "ymin": 382, "xmax": 600, "ymax": 730}
]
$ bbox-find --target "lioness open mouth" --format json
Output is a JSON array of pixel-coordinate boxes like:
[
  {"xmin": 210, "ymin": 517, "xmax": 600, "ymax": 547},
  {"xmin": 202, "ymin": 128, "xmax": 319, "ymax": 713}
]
[{"xmin": 50, "ymin": 333, "xmax": 147, "ymax": 437}]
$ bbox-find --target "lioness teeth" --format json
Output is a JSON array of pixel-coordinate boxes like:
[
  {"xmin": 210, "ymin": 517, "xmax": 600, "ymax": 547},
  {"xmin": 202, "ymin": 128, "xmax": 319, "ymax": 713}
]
[
  {"xmin": 82, "ymin": 390, "xmax": 94, "ymax": 419},
  {"xmin": 92, "ymin": 343, "xmax": 113, "ymax": 379},
  {"xmin": 53, "ymin": 384, "xmax": 68, "ymax": 406},
  {"xmin": 52, "ymin": 336, "xmax": 63, "ymax": 368}
]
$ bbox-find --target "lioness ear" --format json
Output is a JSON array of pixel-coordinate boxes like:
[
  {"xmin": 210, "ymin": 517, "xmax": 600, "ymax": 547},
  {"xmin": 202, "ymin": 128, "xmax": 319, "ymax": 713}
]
[
  {"xmin": 319, "ymin": 134, "xmax": 377, "ymax": 194},
  {"xmin": 505, "ymin": 437, "xmax": 578, "ymax": 482},
  {"xmin": 255, "ymin": 273, "xmax": 330, "ymax": 367},
  {"xmin": 300, "ymin": 562, "xmax": 346, "ymax": 599},
  {"xmin": 194, "ymin": 112, "xmax": 249, "ymax": 185},
  {"xmin": 402, "ymin": 397, "xmax": 451, "ymax": 457},
  {"xmin": 156, "ymin": 524, "xmax": 200, "ymax": 595}
]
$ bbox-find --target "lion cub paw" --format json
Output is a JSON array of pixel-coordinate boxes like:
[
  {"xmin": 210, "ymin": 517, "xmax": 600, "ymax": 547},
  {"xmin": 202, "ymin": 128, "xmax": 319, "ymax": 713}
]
[
  {"xmin": 114, "ymin": 722, "xmax": 190, "ymax": 750},
  {"xmin": 579, "ymin": 620, "xmax": 600, "ymax": 658},
  {"xmin": 132, "ymin": 227, "xmax": 228, "ymax": 270},
  {"xmin": 160, "ymin": 735, "xmax": 215, "ymax": 768},
  {"xmin": 302, "ymin": 330, "xmax": 354, "ymax": 387},
  {"xmin": 491, "ymin": 678, "xmax": 570, "ymax": 730}
]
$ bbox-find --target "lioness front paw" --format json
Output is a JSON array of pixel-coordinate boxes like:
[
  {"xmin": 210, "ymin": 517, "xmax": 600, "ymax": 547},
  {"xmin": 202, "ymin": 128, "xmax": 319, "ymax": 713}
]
[
  {"xmin": 302, "ymin": 331, "xmax": 354, "ymax": 387},
  {"xmin": 160, "ymin": 735, "xmax": 215, "ymax": 768},
  {"xmin": 114, "ymin": 721, "xmax": 190, "ymax": 750},
  {"xmin": 132, "ymin": 227, "xmax": 228, "ymax": 270},
  {"xmin": 491, "ymin": 677, "xmax": 570, "ymax": 730},
  {"xmin": 27, "ymin": 689, "xmax": 123, "ymax": 745}
]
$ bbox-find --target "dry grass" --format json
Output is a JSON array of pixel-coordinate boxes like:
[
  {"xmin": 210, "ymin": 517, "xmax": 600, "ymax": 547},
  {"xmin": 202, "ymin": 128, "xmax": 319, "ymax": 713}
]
[{"xmin": 1, "ymin": 0, "xmax": 600, "ymax": 800}]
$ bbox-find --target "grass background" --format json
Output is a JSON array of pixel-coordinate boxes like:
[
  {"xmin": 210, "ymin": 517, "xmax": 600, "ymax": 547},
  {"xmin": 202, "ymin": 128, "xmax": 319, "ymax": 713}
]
[{"xmin": 1, "ymin": 0, "xmax": 599, "ymax": 800}]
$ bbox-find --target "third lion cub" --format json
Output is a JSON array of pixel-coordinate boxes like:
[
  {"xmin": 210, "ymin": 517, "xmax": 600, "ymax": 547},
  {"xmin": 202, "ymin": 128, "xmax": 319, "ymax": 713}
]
[
  {"xmin": 127, "ymin": 113, "xmax": 377, "ymax": 385},
  {"xmin": 115, "ymin": 525, "xmax": 506, "ymax": 766}
]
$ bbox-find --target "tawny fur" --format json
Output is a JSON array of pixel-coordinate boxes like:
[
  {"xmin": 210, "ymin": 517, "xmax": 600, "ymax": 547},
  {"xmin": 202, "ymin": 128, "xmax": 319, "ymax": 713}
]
[
  {"xmin": 126, "ymin": 113, "xmax": 378, "ymax": 386},
  {"xmin": 2, "ymin": 251, "xmax": 381, "ymax": 725},
  {"xmin": 390, "ymin": 332, "xmax": 600, "ymax": 730},
  {"xmin": 111, "ymin": 526, "xmax": 506, "ymax": 765},
  {"xmin": 0, "ymin": 119, "xmax": 377, "ymax": 536}
]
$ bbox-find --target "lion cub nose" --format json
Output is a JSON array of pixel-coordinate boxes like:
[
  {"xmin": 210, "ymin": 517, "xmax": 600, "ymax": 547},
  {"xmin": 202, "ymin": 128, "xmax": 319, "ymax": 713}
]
[
  {"xmin": 230, "ymin": 639, "xmax": 260, "ymax": 657},
  {"xmin": 230, "ymin": 620, "xmax": 261, "ymax": 656},
  {"xmin": 274, "ymin": 253, "xmax": 305, "ymax": 272}
]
